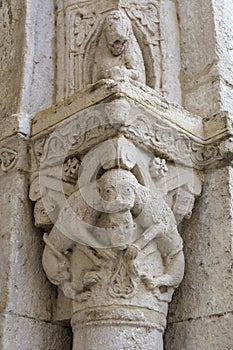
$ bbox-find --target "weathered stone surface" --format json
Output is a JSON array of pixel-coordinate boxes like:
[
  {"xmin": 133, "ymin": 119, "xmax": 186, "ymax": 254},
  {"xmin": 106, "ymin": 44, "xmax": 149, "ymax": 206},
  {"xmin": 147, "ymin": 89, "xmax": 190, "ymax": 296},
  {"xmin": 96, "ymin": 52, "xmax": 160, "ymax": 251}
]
[
  {"xmin": 213, "ymin": 0, "xmax": 233, "ymax": 115},
  {"xmin": 160, "ymin": 0, "xmax": 182, "ymax": 104},
  {"xmin": 177, "ymin": 0, "xmax": 220, "ymax": 117},
  {"xmin": 73, "ymin": 323, "xmax": 162, "ymax": 350},
  {"xmin": 2, "ymin": 0, "xmax": 233, "ymax": 349},
  {"xmin": 0, "ymin": 314, "xmax": 72, "ymax": 350},
  {"xmin": 165, "ymin": 312, "xmax": 233, "ymax": 350},
  {"xmin": 0, "ymin": 120, "xmax": 72, "ymax": 348},
  {"xmin": 168, "ymin": 166, "xmax": 233, "ymax": 322},
  {"xmin": 0, "ymin": 0, "xmax": 26, "ymax": 117},
  {"xmin": 20, "ymin": 0, "xmax": 55, "ymax": 115},
  {"xmin": 0, "ymin": 171, "xmax": 56, "ymax": 321}
]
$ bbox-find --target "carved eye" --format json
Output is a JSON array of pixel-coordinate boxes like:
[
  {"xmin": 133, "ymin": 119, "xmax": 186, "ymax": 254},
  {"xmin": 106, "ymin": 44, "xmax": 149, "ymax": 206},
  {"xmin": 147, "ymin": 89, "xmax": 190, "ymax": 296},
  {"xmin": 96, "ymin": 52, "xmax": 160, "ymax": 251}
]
[
  {"xmin": 102, "ymin": 186, "xmax": 117, "ymax": 200},
  {"xmin": 122, "ymin": 186, "xmax": 133, "ymax": 196},
  {"xmin": 105, "ymin": 187, "xmax": 115, "ymax": 195}
]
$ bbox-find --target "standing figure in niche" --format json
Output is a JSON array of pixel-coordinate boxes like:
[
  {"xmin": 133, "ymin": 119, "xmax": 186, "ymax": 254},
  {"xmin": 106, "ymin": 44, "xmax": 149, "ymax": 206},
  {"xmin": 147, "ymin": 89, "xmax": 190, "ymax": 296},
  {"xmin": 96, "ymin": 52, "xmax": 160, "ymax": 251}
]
[{"xmin": 92, "ymin": 10, "xmax": 146, "ymax": 84}]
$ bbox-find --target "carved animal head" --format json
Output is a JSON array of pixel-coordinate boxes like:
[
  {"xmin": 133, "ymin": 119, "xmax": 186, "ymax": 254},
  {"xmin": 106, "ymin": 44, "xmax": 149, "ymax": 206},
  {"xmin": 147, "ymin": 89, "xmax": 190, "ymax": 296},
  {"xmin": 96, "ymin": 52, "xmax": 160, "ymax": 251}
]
[
  {"xmin": 103, "ymin": 10, "xmax": 131, "ymax": 56},
  {"xmin": 97, "ymin": 169, "xmax": 149, "ymax": 213},
  {"xmin": 172, "ymin": 187, "xmax": 195, "ymax": 220}
]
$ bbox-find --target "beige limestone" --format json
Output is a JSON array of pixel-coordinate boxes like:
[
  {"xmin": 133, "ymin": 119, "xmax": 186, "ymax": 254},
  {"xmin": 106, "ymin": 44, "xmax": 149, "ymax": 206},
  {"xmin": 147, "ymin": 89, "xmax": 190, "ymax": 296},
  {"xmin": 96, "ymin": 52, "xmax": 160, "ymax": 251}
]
[
  {"xmin": 1, "ymin": 314, "xmax": 72, "ymax": 350},
  {"xmin": 0, "ymin": 115, "xmax": 72, "ymax": 350},
  {"xmin": 2, "ymin": 0, "xmax": 233, "ymax": 349},
  {"xmin": 168, "ymin": 166, "xmax": 233, "ymax": 323},
  {"xmin": 0, "ymin": 1, "xmax": 26, "ymax": 117},
  {"xmin": 29, "ymin": 78, "xmax": 204, "ymax": 349},
  {"xmin": 165, "ymin": 313, "xmax": 233, "ymax": 350}
]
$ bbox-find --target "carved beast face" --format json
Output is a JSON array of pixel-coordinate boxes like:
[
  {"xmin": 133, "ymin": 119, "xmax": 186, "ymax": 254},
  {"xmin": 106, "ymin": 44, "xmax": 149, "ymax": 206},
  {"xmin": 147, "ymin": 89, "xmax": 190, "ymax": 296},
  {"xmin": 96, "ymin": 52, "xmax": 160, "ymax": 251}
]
[
  {"xmin": 97, "ymin": 169, "xmax": 137, "ymax": 212},
  {"xmin": 103, "ymin": 10, "xmax": 131, "ymax": 56}
]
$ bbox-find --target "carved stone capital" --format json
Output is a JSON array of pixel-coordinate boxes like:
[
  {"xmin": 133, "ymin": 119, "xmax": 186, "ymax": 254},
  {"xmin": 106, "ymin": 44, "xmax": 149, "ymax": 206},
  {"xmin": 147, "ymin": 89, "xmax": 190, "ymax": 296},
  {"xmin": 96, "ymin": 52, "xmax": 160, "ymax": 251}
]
[{"xmin": 29, "ymin": 79, "xmax": 205, "ymax": 349}]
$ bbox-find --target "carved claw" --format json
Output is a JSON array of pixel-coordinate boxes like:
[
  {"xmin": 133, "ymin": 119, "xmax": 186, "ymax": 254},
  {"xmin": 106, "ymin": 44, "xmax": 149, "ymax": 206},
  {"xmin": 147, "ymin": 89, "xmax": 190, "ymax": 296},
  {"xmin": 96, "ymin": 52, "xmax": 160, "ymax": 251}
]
[
  {"xmin": 141, "ymin": 274, "xmax": 174, "ymax": 292},
  {"xmin": 141, "ymin": 275, "xmax": 155, "ymax": 291},
  {"xmin": 151, "ymin": 274, "xmax": 174, "ymax": 288},
  {"xmin": 76, "ymin": 291, "xmax": 92, "ymax": 302},
  {"xmin": 124, "ymin": 245, "xmax": 139, "ymax": 260},
  {"xmin": 83, "ymin": 271, "xmax": 102, "ymax": 288},
  {"xmin": 60, "ymin": 281, "xmax": 78, "ymax": 300},
  {"xmin": 61, "ymin": 282, "xmax": 93, "ymax": 302}
]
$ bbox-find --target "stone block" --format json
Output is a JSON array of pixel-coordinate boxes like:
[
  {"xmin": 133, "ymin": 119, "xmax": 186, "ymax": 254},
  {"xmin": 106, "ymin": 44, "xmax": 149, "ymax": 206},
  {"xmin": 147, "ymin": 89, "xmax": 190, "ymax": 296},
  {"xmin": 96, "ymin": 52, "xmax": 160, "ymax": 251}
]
[
  {"xmin": 168, "ymin": 167, "xmax": 233, "ymax": 322},
  {"xmin": 165, "ymin": 312, "xmax": 233, "ymax": 350},
  {"xmin": 0, "ymin": 313, "xmax": 72, "ymax": 350},
  {"xmin": 0, "ymin": 0, "xmax": 26, "ymax": 117},
  {"xmin": 184, "ymin": 79, "xmax": 221, "ymax": 117},
  {"xmin": 0, "ymin": 171, "xmax": 57, "ymax": 321}
]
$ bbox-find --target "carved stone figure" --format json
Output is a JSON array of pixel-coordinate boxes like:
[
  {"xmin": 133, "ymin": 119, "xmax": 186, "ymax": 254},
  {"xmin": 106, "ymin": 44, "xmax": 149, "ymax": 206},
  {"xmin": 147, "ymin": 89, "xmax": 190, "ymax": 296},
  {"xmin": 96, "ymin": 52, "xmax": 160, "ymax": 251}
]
[
  {"xmin": 92, "ymin": 10, "xmax": 146, "ymax": 84},
  {"xmin": 42, "ymin": 167, "xmax": 184, "ymax": 349}
]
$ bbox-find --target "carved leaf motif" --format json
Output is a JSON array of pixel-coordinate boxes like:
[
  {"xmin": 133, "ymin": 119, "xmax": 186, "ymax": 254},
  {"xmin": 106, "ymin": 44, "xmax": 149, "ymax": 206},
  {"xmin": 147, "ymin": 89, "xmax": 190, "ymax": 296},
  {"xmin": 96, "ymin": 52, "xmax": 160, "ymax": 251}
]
[
  {"xmin": 34, "ymin": 137, "xmax": 46, "ymax": 162},
  {"xmin": 109, "ymin": 254, "xmax": 136, "ymax": 298},
  {"xmin": 191, "ymin": 143, "xmax": 222, "ymax": 166},
  {"xmin": 73, "ymin": 11, "xmax": 96, "ymax": 49},
  {"xmin": 41, "ymin": 135, "xmax": 66, "ymax": 164},
  {"xmin": 0, "ymin": 148, "xmax": 17, "ymax": 172},
  {"xmin": 127, "ymin": 116, "xmax": 153, "ymax": 140},
  {"xmin": 124, "ymin": 2, "xmax": 159, "ymax": 34}
]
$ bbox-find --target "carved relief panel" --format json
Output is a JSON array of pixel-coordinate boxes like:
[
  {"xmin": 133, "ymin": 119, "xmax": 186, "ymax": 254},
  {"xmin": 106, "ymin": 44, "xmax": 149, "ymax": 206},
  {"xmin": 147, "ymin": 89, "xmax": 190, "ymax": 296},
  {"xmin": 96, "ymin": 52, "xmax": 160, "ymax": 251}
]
[{"xmin": 56, "ymin": 0, "xmax": 162, "ymax": 99}]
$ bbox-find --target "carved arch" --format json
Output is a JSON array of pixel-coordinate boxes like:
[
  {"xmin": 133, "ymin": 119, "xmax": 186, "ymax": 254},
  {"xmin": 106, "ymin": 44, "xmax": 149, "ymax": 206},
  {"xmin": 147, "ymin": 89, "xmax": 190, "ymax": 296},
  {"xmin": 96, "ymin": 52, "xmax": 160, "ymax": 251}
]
[{"xmin": 82, "ymin": 9, "xmax": 158, "ymax": 89}]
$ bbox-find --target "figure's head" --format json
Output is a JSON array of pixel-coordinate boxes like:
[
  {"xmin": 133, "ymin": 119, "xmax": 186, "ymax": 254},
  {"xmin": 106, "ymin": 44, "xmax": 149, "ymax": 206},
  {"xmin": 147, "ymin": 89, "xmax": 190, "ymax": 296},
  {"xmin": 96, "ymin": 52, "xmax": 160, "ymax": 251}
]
[
  {"xmin": 97, "ymin": 169, "xmax": 138, "ymax": 212},
  {"xmin": 173, "ymin": 187, "xmax": 195, "ymax": 220},
  {"xmin": 103, "ymin": 10, "xmax": 131, "ymax": 56}
]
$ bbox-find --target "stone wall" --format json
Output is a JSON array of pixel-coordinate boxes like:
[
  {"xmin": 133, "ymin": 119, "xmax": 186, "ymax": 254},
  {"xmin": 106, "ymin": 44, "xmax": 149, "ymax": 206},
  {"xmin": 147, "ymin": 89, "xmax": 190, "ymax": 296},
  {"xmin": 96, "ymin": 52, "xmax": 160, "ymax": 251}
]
[
  {"xmin": 0, "ymin": 1, "xmax": 26, "ymax": 117},
  {"xmin": 0, "ymin": 117, "xmax": 72, "ymax": 349}
]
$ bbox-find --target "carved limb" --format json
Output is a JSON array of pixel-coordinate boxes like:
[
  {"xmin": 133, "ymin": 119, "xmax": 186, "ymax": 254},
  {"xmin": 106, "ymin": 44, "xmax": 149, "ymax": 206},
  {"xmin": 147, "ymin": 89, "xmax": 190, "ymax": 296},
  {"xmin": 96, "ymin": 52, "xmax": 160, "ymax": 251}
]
[
  {"xmin": 142, "ymin": 250, "xmax": 184, "ymax": 296},
  {"xmin": 130, "ymin": 223, "xmax": 166, "ymax": 251},
  {"xmin": 42, "ymin": 229, "xmax": 76, "ymax": 293}
]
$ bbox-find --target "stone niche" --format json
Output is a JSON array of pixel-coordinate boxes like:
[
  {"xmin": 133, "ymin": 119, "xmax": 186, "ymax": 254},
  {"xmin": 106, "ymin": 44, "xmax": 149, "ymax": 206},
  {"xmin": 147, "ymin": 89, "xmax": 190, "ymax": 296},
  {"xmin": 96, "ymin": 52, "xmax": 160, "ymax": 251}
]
[
  {"xmin": 29, "ymin": 78, "xmax": 208, "ymax": 349},
  {"xmin": 56, "ymin": 0, "xmax": 182, "ymax": 103}
]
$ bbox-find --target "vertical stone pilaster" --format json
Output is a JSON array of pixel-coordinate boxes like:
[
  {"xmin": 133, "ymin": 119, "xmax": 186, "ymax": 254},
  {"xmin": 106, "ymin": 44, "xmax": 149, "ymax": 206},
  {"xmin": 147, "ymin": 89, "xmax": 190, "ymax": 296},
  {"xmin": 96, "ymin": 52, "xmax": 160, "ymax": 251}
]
[
  {"xmin": 165, "ymin": 164, "xmax": 233, "ymax": 349},
  {"xmin": 0, "ymin": 115, "xmax": 72, "ymax": 350}
]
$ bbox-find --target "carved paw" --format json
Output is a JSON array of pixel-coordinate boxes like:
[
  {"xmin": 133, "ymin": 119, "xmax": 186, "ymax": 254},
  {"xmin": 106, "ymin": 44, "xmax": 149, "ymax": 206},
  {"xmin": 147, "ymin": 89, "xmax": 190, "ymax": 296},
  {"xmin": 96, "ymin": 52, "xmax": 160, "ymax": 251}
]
[
  {"xmin": 76, "ymin": 291, "xmax": 92, "ymax": 302},
  {"xmin": 103, "ymin": 66, "xmax": 131, "ymax": 80},
  {"xmin": 60, "ymin": 281, "xmax": 78, "ymax": 300},
  {"xmin": 141, "ymin": 274, "xmax": 173, "ymax": 292},
  {"xmin": 125, "ymin": 245, "xmax": 139, "ymax": 260},
  {"xmin": 83, "ymin": 271, "xmax": 102, "ymax": 288},
  {"xmin": 141, "ymin": 275, "xmax": 156, "ymax": 291},
  {"xmin": 152, "ymin": 274, "xmax": 174, "ymax": 288}
]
